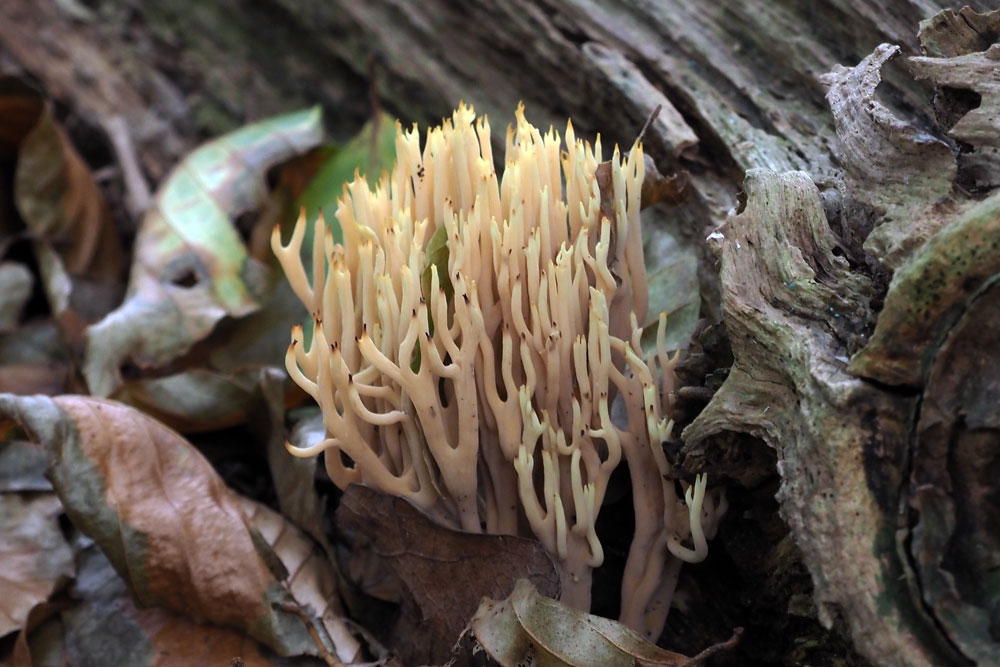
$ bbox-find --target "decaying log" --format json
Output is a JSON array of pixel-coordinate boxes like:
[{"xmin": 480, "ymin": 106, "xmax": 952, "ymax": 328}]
[{"xmin": 684, "ymin": 9, "xmax": 1000, "ymax": 666}]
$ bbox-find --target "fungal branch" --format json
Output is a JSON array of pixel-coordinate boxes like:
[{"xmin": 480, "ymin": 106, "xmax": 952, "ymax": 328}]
[{"xmin": 272, "ymin": 102, "xmax": 724, "ymax": 637}]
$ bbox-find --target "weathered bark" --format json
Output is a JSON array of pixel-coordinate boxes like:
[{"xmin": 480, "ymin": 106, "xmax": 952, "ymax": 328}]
[{"xmin": 3, "ymin": 1, "xmax": 998, "ymax": 665}]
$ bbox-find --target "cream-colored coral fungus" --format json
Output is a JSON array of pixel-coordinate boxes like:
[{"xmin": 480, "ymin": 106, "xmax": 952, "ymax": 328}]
[{"xmin": 272, "ymin": 103, "xmax": 725, "ymax": 638}]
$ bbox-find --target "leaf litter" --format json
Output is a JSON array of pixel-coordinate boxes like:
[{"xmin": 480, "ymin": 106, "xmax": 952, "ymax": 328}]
[{"xmin": 0, "ymin": 80, "xmax": 712, "ymax": 667}]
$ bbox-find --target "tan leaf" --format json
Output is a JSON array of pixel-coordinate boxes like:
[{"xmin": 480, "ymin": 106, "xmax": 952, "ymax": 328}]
[
  {"xmin": 5, "ymin": 74, "xmax": 122, "ymax": 289},
  {"xmin": 469, "ymin": 578, "xmax": 692, "ymax": 667},
  {"xmin": 240, "ymin": 497, "xmax": 363, "ymax": 665}
]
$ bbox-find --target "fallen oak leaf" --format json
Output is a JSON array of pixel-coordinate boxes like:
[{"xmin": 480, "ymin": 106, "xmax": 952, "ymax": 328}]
[
  {"xmin": 640, "ymin": 161, "xmax": 688, "ymax": 211},
  {"xmin": 335, "ymin": 484, "xmax": 559, "ymax": 667},
  {"xmin": 595, "ymin": 153, "xmax": 688, "ymax": 250},
  {"xmin": 0, "ymin": 393, "xmax": 333, "ymax": 659},
  {"xmin": 594, "ymin": 105, "xmax": 690, "ymax": 222}
]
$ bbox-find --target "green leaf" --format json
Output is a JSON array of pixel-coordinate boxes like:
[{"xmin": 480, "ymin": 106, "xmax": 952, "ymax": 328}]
[
  {"xmin": 410, "ymin": 224, "xmax": 455, "ymax": 372},
  {"xmin": 286, "ymin": 112, "xmax": 400, "ymax": 355},
  {"xmin": 295, "ymin": 112, "xmax": 399, "ymax": 245},
  {"xmin": 420, "ymin": 224, "xmax": 453, "ymax": 303}
]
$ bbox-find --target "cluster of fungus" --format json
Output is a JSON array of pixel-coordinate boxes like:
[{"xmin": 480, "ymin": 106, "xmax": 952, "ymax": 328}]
[{"xmin": 272, "ymin": 103, "xmax": 725, "ymax": 639}]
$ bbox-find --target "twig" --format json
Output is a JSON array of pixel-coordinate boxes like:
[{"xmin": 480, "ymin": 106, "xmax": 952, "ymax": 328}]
[
  {"xmin": 367, "ymin": 52, "xmax": 384, "ymax": 173},
  {"xmin": 100, "ymin": 115, "xmax": 152, "ymax": 224},
  {"xmin": 681, "ymin": 627, "xmax": 744, "ymax": 666},
  {"xmin": 273, "ymin": 600, "xmax": 345, "ymax": 666},
  {"xmin": 636, "ymin": 104, "xmax": 662, "ymax": 147}
]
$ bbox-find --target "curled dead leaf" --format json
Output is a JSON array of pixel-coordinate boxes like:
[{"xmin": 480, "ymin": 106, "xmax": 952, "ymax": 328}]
[
  {"xmin": 239, "ymin": 496, "xmax": 362, "ymax": 665},
  {"xmin": 56, "ymin": 546, "xmax": 287, "ymax": 667},
  {"xmin": 14, "ymin": 106, "xmax": 124, "ymax": 283},
  {"xmin": 0, "ymin": 393, "xmax": 339, "ymax": 659},
  {"xmin": 468, "ymin": 578, "xmax": 692, "ymax": 667},
  {"xmin": 1, "ymin": 74, "xmax": 124, "ymax": 344},
  {"xmin": 83, "ymin": 108, "xmax": 324, "ymax": 397}
]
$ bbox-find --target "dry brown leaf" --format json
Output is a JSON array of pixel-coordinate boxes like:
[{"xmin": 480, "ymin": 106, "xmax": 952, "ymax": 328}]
[
  {"xmin": 10, "ymin": 600, "xmax": 64, "ymax": 667},
  {"xmin": 0, "ymin": 76, "xmax": 45, "ymax": 159},
  {"xmin": 15, "ymin": 111, "xmax": 124, "ymax": 282},
  {"xmin": 5, "ymin": 76, "xmax": 123, "ymax": 288},
  {"xmin": 469, "ymin": 579, "xmax": 696, "ymax": 667},
  {"xmin": 594, "ymin": 105, "xmax": 688, "ymax": 223},
  {"xmin": 595, "ymin": 150, "xmax": 688, "ymax": 227},
  {"xmin": 593, "ymin": 109, "xmax": 689, "ymax": 283},
  {"xmin": 335, "ymin": 484, "xmax": 559, "ymax": 666},
  {"xmin": 0, "ymin": 494, "xmax": 74, "ymax": 638},
  {"xmin": 240, "ymin": 496, "xmax": 362, "ymax": 665},
  {"xmin": 0, "ymin": 393, "xmax": 337, "ymax": 659},
  {"xmin": 56, "ymin": 546, "xmax": 293, "ymax": 667},
  {"xmin": 1, "ymin": 74, "xmax": 124, "ymax": 347}
]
